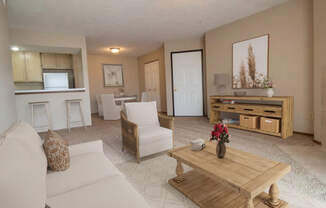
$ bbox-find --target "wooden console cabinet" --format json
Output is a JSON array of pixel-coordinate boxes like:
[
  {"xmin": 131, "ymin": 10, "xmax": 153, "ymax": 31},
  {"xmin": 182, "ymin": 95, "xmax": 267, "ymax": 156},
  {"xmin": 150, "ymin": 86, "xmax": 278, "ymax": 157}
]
[{"xmin": 209, "ymin": 96, "xmax": 293, "ymax": 139}]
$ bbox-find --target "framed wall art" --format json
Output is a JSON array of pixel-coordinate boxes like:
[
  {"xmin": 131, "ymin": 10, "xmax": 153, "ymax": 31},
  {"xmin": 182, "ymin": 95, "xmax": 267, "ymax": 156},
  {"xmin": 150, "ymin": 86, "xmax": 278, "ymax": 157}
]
[
  {"xmin": 232, "ymin": 34, "xmax": 269, "ymax": 89},
  {"xmin": 103, "ymin": 64, "xmax": 124, "ymax": 87}
]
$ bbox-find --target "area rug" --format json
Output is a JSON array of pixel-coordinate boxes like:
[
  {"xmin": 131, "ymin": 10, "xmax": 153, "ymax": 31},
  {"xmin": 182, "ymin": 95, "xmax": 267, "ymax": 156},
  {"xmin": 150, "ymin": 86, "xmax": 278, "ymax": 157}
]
[{"xmin": 57, "ymin": 116, "xmax": 326, "ymax": 208}]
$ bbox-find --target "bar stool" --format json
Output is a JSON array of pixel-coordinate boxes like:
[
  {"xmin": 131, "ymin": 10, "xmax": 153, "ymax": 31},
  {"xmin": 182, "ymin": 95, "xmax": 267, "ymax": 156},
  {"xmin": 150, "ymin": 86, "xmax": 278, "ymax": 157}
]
[
  {"xmin": 65, "ymin": 99, "xmax": 86, "ymax": 132},
  {"xmin": 29, "ymin": 101, "xmax": 52, "ymax": 131}
]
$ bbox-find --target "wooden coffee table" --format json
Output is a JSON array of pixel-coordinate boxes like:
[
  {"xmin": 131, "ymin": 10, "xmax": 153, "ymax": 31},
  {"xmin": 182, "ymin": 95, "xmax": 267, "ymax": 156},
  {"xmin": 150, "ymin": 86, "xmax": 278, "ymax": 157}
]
[{"xmin": 168, "ymin": 142, "xmax": 291, "ymax": 208}]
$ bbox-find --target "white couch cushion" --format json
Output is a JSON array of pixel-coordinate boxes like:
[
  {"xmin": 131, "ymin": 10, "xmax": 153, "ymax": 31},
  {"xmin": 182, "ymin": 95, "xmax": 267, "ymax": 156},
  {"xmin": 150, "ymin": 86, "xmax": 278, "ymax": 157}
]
[
  {"xmin": 138, "ymin": 126, "xmax": 172, "ymax": 145},
  {"xmin": 69, "ymin": 140, "xmax": 104, "ymax": 157},
  {"xmin": 0, "ymin": 122, "xmax": 47, "ymax": 208},
  {"xmin": 47, "ymin": 175, "xmax": 150, "ymax": 208},
  {"xmin": 125, "ymin": 102, "xmax": 159, "ymax": 128},
  {"xmin": 138, "ymin": 126, "xmax": 173, "ymax": 157},
  {"xmin": 46, "ymin": 152, "xmax": 122, "ymax": 197}
]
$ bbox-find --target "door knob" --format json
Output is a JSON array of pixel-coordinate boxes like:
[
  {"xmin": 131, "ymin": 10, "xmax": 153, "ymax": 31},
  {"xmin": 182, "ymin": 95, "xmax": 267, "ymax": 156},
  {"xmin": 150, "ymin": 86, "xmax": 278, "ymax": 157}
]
[{"xmin": 174, "ymin": 88, "xmax": 177, "ymax": 92}]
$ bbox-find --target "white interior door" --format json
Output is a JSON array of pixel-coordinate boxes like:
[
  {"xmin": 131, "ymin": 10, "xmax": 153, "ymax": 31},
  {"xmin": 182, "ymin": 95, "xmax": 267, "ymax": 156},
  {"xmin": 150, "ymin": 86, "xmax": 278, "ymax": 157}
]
[
  {"xmin": 172, "ymin": 51, "xmax": 203, "ymax": 116},
  {"xmin": 144, "ymin": 61, "xmax": 161, "ymax": 111}
]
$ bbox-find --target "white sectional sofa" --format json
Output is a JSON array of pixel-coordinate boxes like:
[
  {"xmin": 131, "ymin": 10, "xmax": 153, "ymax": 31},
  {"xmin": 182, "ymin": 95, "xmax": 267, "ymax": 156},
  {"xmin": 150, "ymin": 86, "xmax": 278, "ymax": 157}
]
[{"xmin": 0, "ymin": 122, "xmax": 150, "ymax": 208}]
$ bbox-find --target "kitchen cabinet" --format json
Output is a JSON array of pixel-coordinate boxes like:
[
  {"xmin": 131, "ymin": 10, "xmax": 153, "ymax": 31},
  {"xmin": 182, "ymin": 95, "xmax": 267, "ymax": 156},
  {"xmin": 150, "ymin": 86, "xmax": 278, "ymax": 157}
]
[
  {"xmin": 57, "ymin": 54, "xmax": 72, "ymax": 69},
  {"xmin": 41, "ymin": 53, "xmax": 57, "ymax": 69},
  {"xmin": 25, "ymin": 52, "xmax": 43, "ymax": 82},
  {"xmin": 12, "ymin": 52, "xmax": 42, "ymax": 82},
  {"xmin": 41, "ymin": 53, "xmax": 72, "ymax": 69},
  {"xmin": 12, "ymin": 52, "xmax": 26, "ymax": 82}
]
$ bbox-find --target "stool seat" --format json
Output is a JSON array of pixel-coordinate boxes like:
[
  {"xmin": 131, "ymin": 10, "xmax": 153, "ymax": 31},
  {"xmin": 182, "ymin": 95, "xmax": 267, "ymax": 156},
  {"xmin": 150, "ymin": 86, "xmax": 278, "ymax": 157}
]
[
  {"xmin": 29, "ymin": 101, "xmax": 49, "ymax": 104},
  {"xmin": 65, "ymin": 99, "xmax": 82, "ymax": 102},
  {"xmin": 65, "ymin": 99, "xmax": 86, "ymax": 132}
]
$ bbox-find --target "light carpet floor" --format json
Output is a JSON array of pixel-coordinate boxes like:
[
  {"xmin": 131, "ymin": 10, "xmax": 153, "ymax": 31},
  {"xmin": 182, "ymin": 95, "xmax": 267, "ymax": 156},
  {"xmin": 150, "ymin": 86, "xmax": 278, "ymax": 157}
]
[{"xmin": 54, "ymin": 115, "xmax": 326, "ymax": 208}]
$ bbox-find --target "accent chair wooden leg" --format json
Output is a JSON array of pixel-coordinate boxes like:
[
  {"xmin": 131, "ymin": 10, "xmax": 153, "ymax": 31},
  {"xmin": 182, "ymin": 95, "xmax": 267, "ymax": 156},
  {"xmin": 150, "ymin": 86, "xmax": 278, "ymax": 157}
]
[
  {"xmin": 136, "ymin": 152, "xmax": 140, "ymax": 164},
  {"xmin": 174, "ymin": 160, "xmax": 185, "ymax": 183},
  {"xmin": 265, "ymin": 183, "xmax": 281, "ymax": 207}
]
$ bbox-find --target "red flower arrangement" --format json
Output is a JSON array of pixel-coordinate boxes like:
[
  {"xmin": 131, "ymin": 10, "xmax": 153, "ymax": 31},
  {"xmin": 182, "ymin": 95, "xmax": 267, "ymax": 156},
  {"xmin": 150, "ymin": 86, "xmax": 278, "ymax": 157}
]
[{"xmin": 210, "ymin": 123, "xmax": 230, "ymax": 144}]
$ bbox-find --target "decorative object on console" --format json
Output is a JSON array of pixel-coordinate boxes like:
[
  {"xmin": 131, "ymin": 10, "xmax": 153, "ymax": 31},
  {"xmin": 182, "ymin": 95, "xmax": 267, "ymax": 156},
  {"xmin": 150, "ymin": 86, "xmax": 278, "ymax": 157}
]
[
  {"xmin": 118, "ymin": 88, "xmax": 125, "ymax": 96},
  {"xmin": 263, "ymin": 77, "xmax": 274, "ymax": 97},
  {"xmin": 43, "ymin": 130, "xmax": 70, "ymax": 171},
  {"xmin": 233, "ymin": 34, "xmax": 269, "ymax": 89},
  {"xmin": 221, "ymin": 118, "xmax": 240, "ymax": 125},
  {"xmin": 190, "ymin": 139, "xmax": 206, "ymax": 151},
  {"xmin": 233, "ymin": 91, "xmax": 247, "ymax": 96},
  {"xmin": 103, "ymin": 64, "xmax": 124, "ymax": 87},
  {"xmin": 210, "ymin": 123, "xmax": 230, "ymax": 159},
  {"xmin": 214, "ymin": 73, "xmax": 229, "ymax": 90},
  {"xmin": 221, "ymin": 99, "xmax": 235, "ymax": 104}
]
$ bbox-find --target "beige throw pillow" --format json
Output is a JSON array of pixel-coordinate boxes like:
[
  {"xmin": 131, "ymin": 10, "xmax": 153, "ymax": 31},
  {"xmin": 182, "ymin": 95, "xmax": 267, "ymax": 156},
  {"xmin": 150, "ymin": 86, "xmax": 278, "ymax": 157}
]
[{"xmin": 43, "ymin": 130, "xmax": 70, "ymax": 171}]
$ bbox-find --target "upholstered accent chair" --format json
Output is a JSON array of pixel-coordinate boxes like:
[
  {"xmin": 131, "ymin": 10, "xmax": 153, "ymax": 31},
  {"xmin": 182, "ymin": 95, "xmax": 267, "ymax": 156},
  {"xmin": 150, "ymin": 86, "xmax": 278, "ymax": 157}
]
[
  {"xmin": 140, "ymin": 91, "xmax": 150, "ymax": 102},
  {"xmin": 121, "ymin": 102, "xmax": 174, "ymax": 163},
  {"xmin": 101, "ymin": 94, "xmax": 122, "ymax": 120}
]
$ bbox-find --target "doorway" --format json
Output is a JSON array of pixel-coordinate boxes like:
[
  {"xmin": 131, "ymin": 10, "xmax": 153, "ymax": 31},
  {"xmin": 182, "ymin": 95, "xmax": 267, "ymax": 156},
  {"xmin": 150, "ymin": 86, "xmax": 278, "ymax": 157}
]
[
  {"xmin": 171, "ymin": 50, "xmax": 204, "ymax": 116},
  {"xmin": 144, "ymin": 60, "xmax": 161, "ymax": 111}
]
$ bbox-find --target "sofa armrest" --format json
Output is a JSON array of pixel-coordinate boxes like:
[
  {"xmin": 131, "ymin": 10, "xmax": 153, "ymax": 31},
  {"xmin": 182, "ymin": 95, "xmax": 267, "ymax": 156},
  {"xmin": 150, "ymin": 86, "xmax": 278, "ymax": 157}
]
[{"xmin": 69, "ymin": 140, "xmax": 104, "ymax": 157}]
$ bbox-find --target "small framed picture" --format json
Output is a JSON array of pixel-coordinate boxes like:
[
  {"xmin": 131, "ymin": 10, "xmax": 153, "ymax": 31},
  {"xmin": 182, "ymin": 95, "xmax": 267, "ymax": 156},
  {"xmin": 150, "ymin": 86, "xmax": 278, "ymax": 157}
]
[{"xmin": 102, "ymin": 64, "xmax": 124, "ymax": 87}]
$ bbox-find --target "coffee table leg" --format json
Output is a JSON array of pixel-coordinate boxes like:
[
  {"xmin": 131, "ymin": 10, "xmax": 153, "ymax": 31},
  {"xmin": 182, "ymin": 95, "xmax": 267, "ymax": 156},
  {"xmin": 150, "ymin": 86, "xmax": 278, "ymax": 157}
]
[
  {"xmin": 246, "ymin": 198, "xmax": 254, "ymax": 208},
  {"xmin": 174, "ymin": 160, "xmax": 185, "ymax": 183},
  {"xmin": 265, "ymin": 183, "xmax": 281, "ymax": 207}
]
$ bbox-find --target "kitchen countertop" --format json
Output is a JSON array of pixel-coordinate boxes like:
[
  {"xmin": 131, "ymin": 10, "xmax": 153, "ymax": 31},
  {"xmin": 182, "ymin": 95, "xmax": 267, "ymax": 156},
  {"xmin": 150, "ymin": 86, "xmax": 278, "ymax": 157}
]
[{"xmin": 15, "ymin": 88, "xmax": 86, "ymax": 95}]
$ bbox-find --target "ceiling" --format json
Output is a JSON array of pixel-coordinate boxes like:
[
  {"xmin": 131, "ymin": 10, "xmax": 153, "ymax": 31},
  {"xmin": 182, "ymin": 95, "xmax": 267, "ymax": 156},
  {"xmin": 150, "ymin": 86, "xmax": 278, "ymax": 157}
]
[{"xmin": 7, "ymin": 0, "xmax": 288, "ymax": 57}]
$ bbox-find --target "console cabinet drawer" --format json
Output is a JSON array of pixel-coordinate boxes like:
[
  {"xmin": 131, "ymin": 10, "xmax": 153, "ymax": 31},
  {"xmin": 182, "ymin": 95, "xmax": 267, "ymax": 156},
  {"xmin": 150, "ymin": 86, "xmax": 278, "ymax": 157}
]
[
  {"xmin": 260, "ymin": 117, "xmax": 280, "ymax": 133},
  {"xmin": 240, "ymin": 115, "xmax": 259, "ymax": 129}
]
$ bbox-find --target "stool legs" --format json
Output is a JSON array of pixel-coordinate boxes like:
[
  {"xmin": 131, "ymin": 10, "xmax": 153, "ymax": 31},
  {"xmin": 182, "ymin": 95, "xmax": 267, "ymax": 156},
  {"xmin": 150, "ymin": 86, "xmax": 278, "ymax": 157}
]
[
  {"xmin": 66, "ymin": 102, "xmax": 71, "ymax": 132},
  {"xmin": 45, "ymin": 103, "xmax": 52, "ymax": 130},
  {"xmin": 78, "ymin": 102, "xmax": 86, "ymax": 129},
  {"xmin": 30, "ymin": 102, "xmax": 51, "ymax": 131},
  {"xmin": 66, "ymin": 100, "xmax": 85, "ymax": 132},
  {"xmin": 30, "ymin": 104, "xmax": 35, "ymax": 128}
]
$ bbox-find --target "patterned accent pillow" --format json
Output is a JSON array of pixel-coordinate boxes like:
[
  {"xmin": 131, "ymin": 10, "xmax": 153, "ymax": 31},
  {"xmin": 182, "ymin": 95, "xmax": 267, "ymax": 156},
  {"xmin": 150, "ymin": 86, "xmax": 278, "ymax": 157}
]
[{"xmin": 43, "ymin": 130, "xmax": 70, "ymax": 171}]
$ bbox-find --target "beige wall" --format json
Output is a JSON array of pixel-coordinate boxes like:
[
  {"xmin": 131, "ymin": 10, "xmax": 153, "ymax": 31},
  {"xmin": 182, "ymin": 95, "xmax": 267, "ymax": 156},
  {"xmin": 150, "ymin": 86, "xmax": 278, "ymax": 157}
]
[
  {"xmin": 205, "ymin": 0, "xmax": 313, "ymax": 133},
  {"xmin": 88, "ymin": 54, "xmax": 139, "ymax": 113},
  {"xmin": 138, "ymin": 47, "xmax": 167, "ymax": 112},
  {"xmin": 313, "ymin": 0, "xmax": 326, "ymax": 144},
  {"xmin": 0, "ymin": 2, "xmax": 16, "ymax": 133},
  {"xmin": 164, "ymin": 37, "xmax": 206, "ymax": 115}
]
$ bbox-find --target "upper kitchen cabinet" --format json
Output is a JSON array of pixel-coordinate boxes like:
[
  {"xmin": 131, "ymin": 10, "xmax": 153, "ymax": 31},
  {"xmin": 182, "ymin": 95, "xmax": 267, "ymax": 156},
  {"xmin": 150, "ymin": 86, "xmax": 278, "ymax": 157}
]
[
  {"xmin": 57, "ymin": 54, "xmax": 72, "ymax": 69},
  {"xmin": 41, "ymin": 53, "xmax": 57, "ymax": 69},
  {"xmin": 41, "ymin": 53, "xmax": 72, "ymax": 69},
  {"xmin": 11, "ymin": 52, "xmax": 26, "ymax": 82},
  {"xmin": 12, "ymin": 51, "xmax": 42, "ymax": 82},
  {"xmin": 25, "ymin": 52, "xmax": 43, "ymax": 81}
]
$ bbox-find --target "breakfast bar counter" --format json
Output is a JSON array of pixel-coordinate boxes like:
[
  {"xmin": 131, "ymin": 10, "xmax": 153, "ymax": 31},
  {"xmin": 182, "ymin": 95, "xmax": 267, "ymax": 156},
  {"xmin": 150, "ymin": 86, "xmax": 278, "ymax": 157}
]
[{"xmin": 15, "ymin": 88, "xmax": 86, "ymax": 95}]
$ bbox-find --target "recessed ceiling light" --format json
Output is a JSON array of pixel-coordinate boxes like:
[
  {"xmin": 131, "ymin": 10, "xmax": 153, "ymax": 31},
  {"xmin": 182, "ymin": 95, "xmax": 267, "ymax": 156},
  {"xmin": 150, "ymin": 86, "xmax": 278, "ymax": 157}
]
[
  {"xmin": 110, "ymin": 48, "xmax": 120, "ymax": 54},
  {"xmin": 11, "ymin": 46, "xmax": 20, "ymax": 51}
]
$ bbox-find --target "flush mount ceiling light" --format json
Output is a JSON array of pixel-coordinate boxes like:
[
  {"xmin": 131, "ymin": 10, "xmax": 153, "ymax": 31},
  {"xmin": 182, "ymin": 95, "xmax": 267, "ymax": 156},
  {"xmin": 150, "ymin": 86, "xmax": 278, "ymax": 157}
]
[
  {"xmin": 110, "ymin": 48, "xmax": 120, "ymax": 54},
  {"xmin": 11, "ymin": 46, "xmax": 20, "ymax": 51}
]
